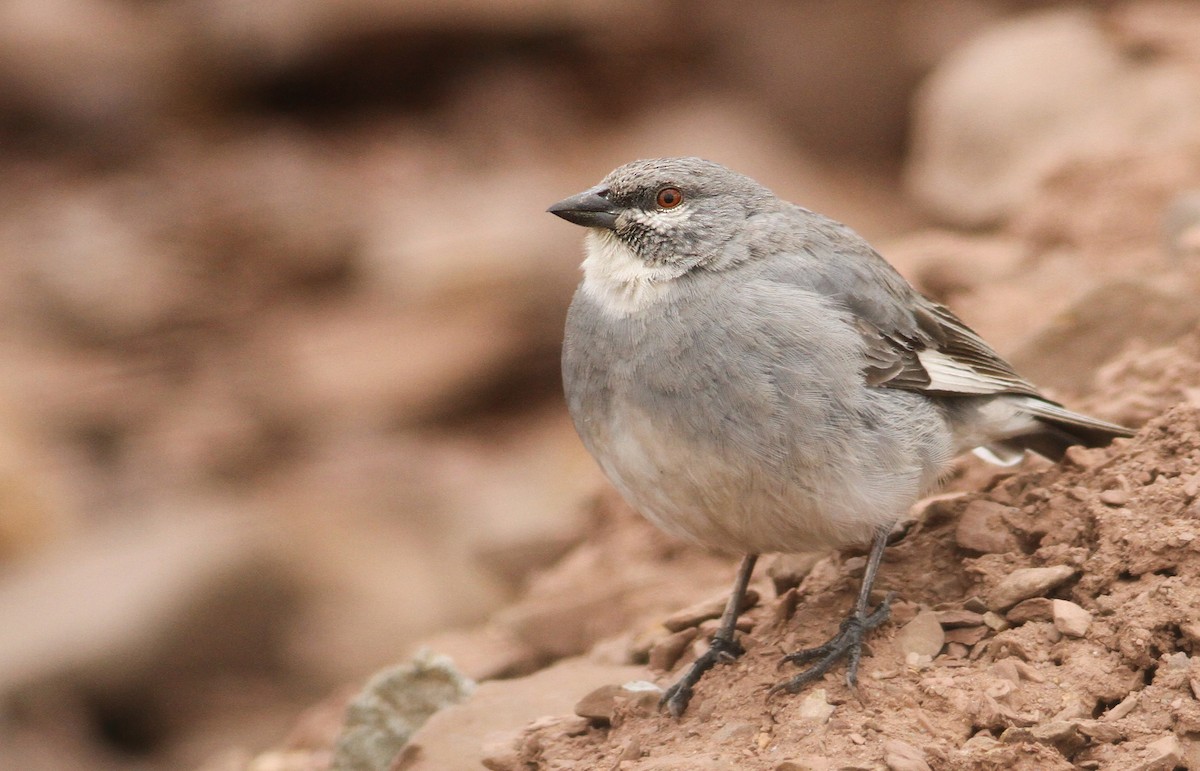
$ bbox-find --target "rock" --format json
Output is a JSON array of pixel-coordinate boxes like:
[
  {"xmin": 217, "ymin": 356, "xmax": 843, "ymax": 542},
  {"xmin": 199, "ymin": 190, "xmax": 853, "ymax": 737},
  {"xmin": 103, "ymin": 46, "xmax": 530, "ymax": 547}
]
[
  {"xmin": 884, "ymin": 739, "xmax": 932, "ymax": 771},
  {"xmin": 955, "ymin": 500, "xmax": 1019, "ymax": 553},
  {"xmin": 331, "ymin": 650, "xmax": 475, "ymax": 770},
  {"xmin": 711, "ymin": 721, "xmax": 757, "ymax": 744},
  {"xmin": 1006, "ymin": 597, "xmax": 1055, "ymax": 624},
  {"xmin": 574, "ymin": 684, "xmax": 625, "ymax": 724},
  {"xmin": 0, "ymin": 509, "xmax": 299, "ymax": 699},
  {"xmin": 648, "ymin": 627, "xmax": 699, "ymax": 672},
  {"xmin": 662, "ymin": 588, "xmax": 759, "ymax": 633},
  {"xmin": 1137, "ymin": 735, "xmax": 1184, "ymax": 771},
  {"xmin": 987, "ymin": 566, "xmax": 1077, "ymax": 611},
  {"xmin": 1052, "ymin": 599, "xmax": 1092, "ymax": 638},
  {"xmin": 943, "ymin": 626, "xmax": 989, "ymax": 646},
  {"xmin": 796, "ymin": 689, "xmax": 836, "ymax": 723},
  {"xmin": 1098, "ymin": 488, "xmax": 1130, "ymax": 506},
  {"xmin": 766, "ymin": 553, "xmax": 824, "ymax": 595},
  {"xmin": 895, "ymin": 610, "xmax": 945, "ymax": 659},
  {"xmin": 413, "ymin": 626, "xmax": 543, "ymax": 682},
  {"xmin": 935, "ymin": 609, "xmax": 985, "ymax": 628},
  {"xmin": 999, "ymin": 721, "xmax": 1086, "ymax": 755},
  {"xmin": 1010, "ymin": 281, "xmax": 1200, "ymax": 394},
  {"xmin": 906, "ymin": 7, "xmax": 1200, "ymax": 227},
  {"xmin": 402, "ymin": 659, "xmax": 646, "ymax": 770}
]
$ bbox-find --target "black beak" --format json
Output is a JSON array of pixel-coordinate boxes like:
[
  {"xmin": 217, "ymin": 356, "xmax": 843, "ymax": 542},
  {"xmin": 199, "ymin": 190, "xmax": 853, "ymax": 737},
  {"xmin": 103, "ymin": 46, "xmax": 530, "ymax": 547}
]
[{"xmin": 547, "ymin": 188, "xmax": 619, "ymax": 230}]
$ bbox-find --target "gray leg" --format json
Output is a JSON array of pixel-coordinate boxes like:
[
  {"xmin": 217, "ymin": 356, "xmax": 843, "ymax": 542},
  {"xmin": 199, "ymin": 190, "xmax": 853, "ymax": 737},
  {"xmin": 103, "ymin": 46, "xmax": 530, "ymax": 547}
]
[
  {"xmin": 769, "ymin": 529, "xmax": 894, "ymax": 697},
  {"xmin": 660, "ymin": 553, "xmax": 758, "ymax": 717}
]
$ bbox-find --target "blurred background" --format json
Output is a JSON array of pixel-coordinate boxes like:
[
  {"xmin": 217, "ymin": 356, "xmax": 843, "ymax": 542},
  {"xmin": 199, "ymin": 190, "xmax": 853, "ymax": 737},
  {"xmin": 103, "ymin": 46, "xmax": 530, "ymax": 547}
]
[{"xmin": 3, "ymin": 0, "xmax": 1200, "ymax": 768}]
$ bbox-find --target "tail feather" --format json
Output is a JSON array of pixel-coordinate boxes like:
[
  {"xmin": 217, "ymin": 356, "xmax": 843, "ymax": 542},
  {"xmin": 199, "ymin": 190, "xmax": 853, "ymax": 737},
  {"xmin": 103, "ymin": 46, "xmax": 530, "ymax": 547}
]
[{"xmin": 982, "ymin": 397, "xmax": 1134, "ymax": 463}]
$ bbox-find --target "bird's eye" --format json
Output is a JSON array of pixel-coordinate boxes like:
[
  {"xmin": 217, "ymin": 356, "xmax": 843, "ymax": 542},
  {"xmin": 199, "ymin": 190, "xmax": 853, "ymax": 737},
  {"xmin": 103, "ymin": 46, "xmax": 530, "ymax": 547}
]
[{"xmin": 656, "ymin": 187, "xmax": 683, "ymax": 209}]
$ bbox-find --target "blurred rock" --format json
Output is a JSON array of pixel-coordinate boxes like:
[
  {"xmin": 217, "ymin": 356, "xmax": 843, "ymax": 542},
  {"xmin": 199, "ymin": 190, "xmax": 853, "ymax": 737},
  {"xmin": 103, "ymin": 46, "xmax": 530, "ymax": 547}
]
[
  {"xmin": 330, "ymin": 650, "xmax": 474, "ymax": 771},
  {"xmin": 0, "ymin": 0, "xmax": 183, "ymax": 144},
  {"xmin": 1008, "ymin": 280, "xmax": 1200, "ymax": 394},
  {"xmin": 400, "ymin": 658, "xmax": 644, "ymax": 771},
  {"xmin": 0, "ymin": 507, "xmax": 304, "ymax": 768},
  {"xmin": 906, "ymin": 7, "xmax": 1200, "ymax": 227}
]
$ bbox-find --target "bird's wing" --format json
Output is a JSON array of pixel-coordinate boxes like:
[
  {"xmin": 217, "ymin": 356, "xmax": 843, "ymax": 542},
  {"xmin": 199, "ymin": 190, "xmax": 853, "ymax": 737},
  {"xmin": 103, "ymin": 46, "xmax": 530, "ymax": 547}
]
[{"xmin": 856, "ymin": 298, "xmax": 1044, "ymax": 399}]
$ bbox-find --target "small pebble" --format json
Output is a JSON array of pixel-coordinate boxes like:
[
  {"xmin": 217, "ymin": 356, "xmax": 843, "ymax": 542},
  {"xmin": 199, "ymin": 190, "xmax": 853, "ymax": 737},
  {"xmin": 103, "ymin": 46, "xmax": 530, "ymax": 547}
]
[
  {"xmin": 797, "ymin": 689, "xmax": 836, "ymax": 723},
  {"xmin": 1052, "ymin": 599, "xmax": 1092, "ymax": 638},
  {"xmin": 987, "ymin": 565, "xmax": 1077, "ymax": 611},
  {"xmin": 1098, "ymin": 489, "xmax": 1130, "ymax": 506},
  {"xmin": 895, "ymin": 610, "xmax": 945, "ymax": 659}
]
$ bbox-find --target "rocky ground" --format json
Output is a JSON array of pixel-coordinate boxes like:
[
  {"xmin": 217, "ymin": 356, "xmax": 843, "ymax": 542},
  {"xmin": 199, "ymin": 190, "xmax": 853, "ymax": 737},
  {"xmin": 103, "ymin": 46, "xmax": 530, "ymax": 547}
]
[{"xmin": 2, "ymin": 2, "xmax": 1200, "ymax": 771}]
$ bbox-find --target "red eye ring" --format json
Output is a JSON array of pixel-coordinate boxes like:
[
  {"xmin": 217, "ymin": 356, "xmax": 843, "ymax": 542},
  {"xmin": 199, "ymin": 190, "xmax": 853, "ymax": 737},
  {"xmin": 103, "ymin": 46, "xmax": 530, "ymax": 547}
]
[{"xmin": 656, "ymin": 187, "xmax": 683, "ymax": 209}]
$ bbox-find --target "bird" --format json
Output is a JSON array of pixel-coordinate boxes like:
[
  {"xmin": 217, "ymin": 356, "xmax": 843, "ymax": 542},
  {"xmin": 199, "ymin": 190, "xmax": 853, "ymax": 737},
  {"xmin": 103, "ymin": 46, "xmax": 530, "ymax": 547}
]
[{"xmin": 547, "ymin": 157, "xmax": 1133, "ymax": 717}]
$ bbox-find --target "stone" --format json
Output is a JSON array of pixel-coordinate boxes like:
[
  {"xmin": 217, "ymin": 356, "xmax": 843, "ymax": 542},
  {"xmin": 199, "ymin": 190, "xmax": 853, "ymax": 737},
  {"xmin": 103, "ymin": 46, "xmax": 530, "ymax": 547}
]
[
  {"xmin": 895, "ymin": 610, "xmax": 945, "ymax": 659},
  {"xmin": 955, "ymin": 500, "xmax": 1020, "ymax": 553},
  {"xmin": 662, "ymin": 588, "xmax": 759, "ymax": 632},
  {"xmin": 987, "ymin": 566, "xmax": 1077, "ymax": 611},
  {"xmin": 884, "ymin": 739, "xmax": 932, "ymax": 771},
  {"xmin": 331, "ymin": 650, "xmax": 475, "ymax": 770},
  {"xmin": 935, "ymin": 609, "xmax": 985, "ymax": 628},
  {"xmin": 906, "ymin": 8, "xmax": 1200, "ymax": 227},
  {"xmin": 403, "ymin": 659, "xmax": 646, "ymax": 770},
  {"xmin": 796, "ymin": 689, "xmax": 836, "ymax": 723},
  {"xmin": 648, "ymin": 627, "xmax": 699, "ymax": 672},
  {"xmin": 1098, "ymin": 488, "xmax": 1130, "ymax": 506},
  {"xmin": 574, "ymin": 684, "xmax": 625, "ymax": 724},
  {"xmin": 943, "ymin": 626, "xmax": 989, "ymax": 646},
  {"xmin": 1137, "ymin": 735, "xmax": 1184, "ymax": 771},
  {"xmin": 766, "ymin": 553, "xmax": 824, "ymax": 595},
  {"xmin": 1052, "ymin": 599, "xmax": 1093, "ymax": 638},
  {"xmin": 1006, "ymin": 597, "xmax": 1054, "ymax": 624},
  {"xmin": 712, "ymin": 721, "xmax": 758, "ymax": 744}
]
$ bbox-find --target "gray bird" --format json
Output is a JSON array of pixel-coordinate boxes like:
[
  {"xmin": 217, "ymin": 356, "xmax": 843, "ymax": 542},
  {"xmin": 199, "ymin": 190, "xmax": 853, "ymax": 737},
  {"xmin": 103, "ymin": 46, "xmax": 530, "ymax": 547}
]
[{"xmin": 548, "ymin": 157, "xmax": 1132, "ymax": 716}]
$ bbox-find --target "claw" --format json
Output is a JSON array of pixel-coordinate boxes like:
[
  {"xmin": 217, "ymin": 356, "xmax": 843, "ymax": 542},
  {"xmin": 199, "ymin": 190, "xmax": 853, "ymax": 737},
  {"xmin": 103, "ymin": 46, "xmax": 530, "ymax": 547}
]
[{"xmin": 768, "ymin": 593, "xmax": 893, "ymax": 699}]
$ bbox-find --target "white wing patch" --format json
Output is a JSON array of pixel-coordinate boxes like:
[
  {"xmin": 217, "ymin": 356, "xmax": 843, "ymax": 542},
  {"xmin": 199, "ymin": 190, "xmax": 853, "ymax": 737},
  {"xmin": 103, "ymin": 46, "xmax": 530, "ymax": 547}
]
[
  {"xmin": 916, "ymin": 349, "xmax": 1018, "ymax": 394},
  {"xmin": 580, "ymin": 230, "xmax": 683, "ymax": 317}
]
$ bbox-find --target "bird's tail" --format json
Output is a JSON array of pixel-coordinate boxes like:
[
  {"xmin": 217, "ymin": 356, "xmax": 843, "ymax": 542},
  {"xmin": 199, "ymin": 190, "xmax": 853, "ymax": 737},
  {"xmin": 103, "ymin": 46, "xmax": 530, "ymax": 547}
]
[{"xmin": 978, "ymin": 397, "xmax": 1135, "ymax": 464}]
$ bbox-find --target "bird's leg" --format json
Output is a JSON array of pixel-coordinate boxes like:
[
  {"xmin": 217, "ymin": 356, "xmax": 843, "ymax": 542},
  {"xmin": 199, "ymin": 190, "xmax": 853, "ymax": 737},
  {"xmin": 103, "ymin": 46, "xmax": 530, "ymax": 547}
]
[
  {"xmin": 660, "ymin": 553, "xmax": 758, "ymax": 717},
  {"xmin": 769, "ymin": 529, "xmax": 893, "ymax": 698}
]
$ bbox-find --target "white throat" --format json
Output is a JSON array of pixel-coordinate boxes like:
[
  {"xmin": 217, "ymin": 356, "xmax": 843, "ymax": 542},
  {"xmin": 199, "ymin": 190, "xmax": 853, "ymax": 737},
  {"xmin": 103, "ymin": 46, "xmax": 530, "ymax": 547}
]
[{"xmin": 580, "ymin": 230, "xmax": 682, "ymax": 317}]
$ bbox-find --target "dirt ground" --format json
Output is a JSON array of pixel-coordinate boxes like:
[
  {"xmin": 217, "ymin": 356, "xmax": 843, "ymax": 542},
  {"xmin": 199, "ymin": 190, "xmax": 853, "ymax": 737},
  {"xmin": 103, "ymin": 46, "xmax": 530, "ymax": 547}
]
[{"xmin": 4, "ymin": 2, "xmax": 1200, "ymax": 771}]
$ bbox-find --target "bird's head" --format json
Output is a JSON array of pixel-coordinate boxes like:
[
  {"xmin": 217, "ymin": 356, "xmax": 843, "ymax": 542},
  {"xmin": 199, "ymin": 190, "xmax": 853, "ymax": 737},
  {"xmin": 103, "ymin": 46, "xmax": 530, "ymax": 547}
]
[{"xmin": 548, "ymin": 157, "xmax": 776, "ymax": 274}]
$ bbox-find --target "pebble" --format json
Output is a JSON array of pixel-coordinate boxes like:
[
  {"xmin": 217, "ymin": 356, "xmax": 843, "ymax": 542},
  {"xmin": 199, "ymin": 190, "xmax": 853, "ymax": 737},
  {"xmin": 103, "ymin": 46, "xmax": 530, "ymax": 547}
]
[
  {"xmin": 796, "ymin": 689, "xmax": 836, "ymax": 723},
  {"xmin": 574, "ymin": 684, "xmax": 625, "ymax": 724},
  {"xmin": 1006, "ymin": 597, "xmax": 1054, "ymax": 624},
  {"xmin": 895, "ymin": 610, "xmax": 945, "ymax": 659},
  {"xmin": 1182, "ymin": 472, "xmax": 1200, "ymax": 500},
  {"xmin": 648, "ymin": 627, "xmax": 698, "ymax": 672},
  {"xmin": 999, "ymin": 721, "xmax": 1086, "ymax": 754},
  {"xmin": 935, "ymin": 609, "xmax": 985, "ymax": 628},
  {"xmin": 663, "ymin": 589, "xmax": 759, "ymax": 632},
  {"xmin": 1101, "ymin": 691, "xmax": 1140, "ymax": 721},
  {"xmin": 1098, "ymin": 488, "xmax": 1130, "ymax": 506},
  {"xmin": 944, "ymin": 625, "xmax": 989, "ymax": 645},
  {"xmin": 987, "ymin": 565, "xmax": 1077, "ymax": 610},
  {"xmin": 955, "ymin": 500, "xmax": 1020, "ymax": 553},
  {"xmin": 1137, "ymin": 734, "xmax": 1183, "ymax": 771},
  {"xmin": 712, "ymin": 721, "xmax": 757, "ymax": 744},
  {"xmin": 981, "ymin": 611, "xmax": 1009, "ymax": 631},
  {"xmin": 1052, "ymin": 599, "xmax": 1093, "ymax": 637},
  {"xmin": 884, "ymin": 739, "xmax": 932, "ymax": 771}
]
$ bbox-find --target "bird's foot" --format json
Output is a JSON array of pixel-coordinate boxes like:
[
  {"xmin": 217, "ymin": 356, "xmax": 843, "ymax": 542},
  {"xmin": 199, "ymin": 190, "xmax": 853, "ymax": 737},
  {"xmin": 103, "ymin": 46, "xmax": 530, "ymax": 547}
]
[
  {"xmin": 768, "ymin": 591, "xmax": 894, "ymax": 698},
  {"xmin": 660, "ymin": 634, "xmax": 745, "ymax": 717}
]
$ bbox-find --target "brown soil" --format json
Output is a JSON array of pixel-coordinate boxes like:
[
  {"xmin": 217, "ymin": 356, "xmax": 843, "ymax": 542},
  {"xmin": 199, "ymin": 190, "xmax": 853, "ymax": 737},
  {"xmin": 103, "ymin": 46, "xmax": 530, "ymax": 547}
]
[{"xmin": 495, "ymin": 395, "xmax": 1200, "ymax": 770}]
